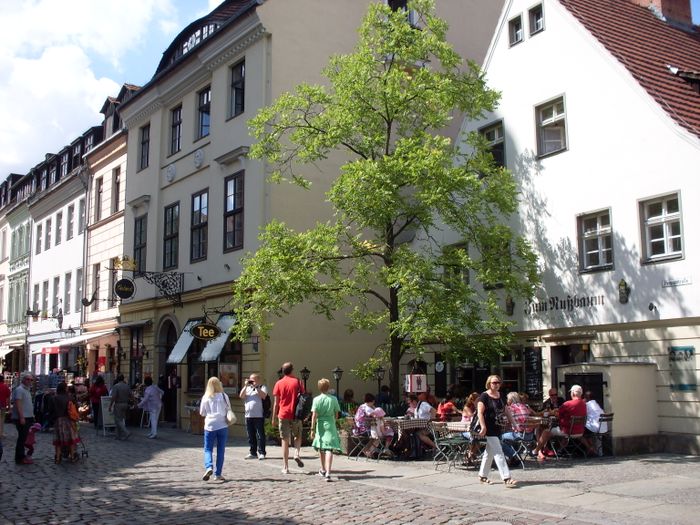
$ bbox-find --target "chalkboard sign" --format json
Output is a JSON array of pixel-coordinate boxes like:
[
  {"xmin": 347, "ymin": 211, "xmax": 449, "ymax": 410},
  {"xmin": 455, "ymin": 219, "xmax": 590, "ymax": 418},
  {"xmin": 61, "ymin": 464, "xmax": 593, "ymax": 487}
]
[
  {"xmin": 524, "ymin": 347, "xmax": 543, "ymax": 402},
  {"xmin": 101, "ymin": 396, "xmax": 116, "ymax": 436}
]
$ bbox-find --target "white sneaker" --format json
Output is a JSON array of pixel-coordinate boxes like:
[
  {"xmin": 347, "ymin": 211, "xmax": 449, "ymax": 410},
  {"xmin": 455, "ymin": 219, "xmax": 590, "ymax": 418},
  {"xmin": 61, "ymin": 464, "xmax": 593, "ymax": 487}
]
[
  {"xmin": 317, "ymin": 469, "xmax": 326, "ymax": 477},
  {"xmin": 244, "ymin": 453, "xmax": 256, "ymax": 460},
  {"xmin": 213, "ymin": 475, "xmax": 226, "ymax": 482},
  {"xmin": 258, "ymin": 453, "xmax": 266, "ymax": 460},
  {"xmin": 202, "ymin": 468, "xmax": 213, "ymax": 481},
  {"xmin": 325, "ymin": 475, "xmax": 332, "ymax": 482},
  {"xmin": 281, "ymin": 467, "xmax": 289, "ymax": 474}
]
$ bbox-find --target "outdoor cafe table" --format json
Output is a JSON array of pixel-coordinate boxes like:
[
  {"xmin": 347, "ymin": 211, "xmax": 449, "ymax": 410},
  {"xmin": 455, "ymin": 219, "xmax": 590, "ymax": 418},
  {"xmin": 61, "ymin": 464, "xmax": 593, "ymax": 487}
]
[{"xmin": 385, "ymin": 417, "xmax": 430, "ymax": 439}]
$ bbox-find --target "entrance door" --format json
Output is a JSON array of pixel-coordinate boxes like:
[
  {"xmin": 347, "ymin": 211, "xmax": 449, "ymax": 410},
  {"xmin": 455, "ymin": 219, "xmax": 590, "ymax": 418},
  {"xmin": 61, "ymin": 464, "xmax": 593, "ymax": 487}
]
[{"xmin": 561, "ymin": 372, "xmax": 605, "ymax": 410}]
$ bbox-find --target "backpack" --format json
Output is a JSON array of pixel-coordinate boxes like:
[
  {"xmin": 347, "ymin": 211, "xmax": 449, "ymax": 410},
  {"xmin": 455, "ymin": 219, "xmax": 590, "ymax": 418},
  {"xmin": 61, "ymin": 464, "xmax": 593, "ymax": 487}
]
[
  {"xmin": 294, "ymin": 380, "xmax": 313, "ymax": 421},
  {"xmin": 262, "ymin": 391, "xmax": 272, "ymax": 419}
]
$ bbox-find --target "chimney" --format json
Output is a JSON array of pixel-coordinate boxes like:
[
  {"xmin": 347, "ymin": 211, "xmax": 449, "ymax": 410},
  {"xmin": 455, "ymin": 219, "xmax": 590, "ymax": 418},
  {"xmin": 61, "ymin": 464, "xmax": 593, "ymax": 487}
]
[{"xmin": 630, "ymin": 0, "xmax": 693, "ymax": 25}]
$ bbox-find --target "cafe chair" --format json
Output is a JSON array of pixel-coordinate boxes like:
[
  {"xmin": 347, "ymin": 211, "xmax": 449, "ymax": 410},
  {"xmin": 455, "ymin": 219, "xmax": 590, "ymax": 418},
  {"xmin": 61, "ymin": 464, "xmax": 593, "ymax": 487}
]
[
  {"xmin": 431, "ymin": 422, "xmax": 469, "ymax": 472},
  {"xmin": 591, "ymin": 413, "xmax": 614, "ymax": 457},
  {"xmin": 504, "ymin": 431, "xmax": 537, "ymax": 470},
  {"xmin": 549, "ymin": 415, "xmax": 588, "ymax": 459}
]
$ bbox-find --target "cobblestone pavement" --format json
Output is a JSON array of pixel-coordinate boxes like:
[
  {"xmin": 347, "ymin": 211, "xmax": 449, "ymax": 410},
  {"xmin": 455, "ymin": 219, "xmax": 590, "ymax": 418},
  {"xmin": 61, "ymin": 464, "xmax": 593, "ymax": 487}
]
[{"xmin": 0, "ymin": 425, "xmax": 698, "ymax": 525}]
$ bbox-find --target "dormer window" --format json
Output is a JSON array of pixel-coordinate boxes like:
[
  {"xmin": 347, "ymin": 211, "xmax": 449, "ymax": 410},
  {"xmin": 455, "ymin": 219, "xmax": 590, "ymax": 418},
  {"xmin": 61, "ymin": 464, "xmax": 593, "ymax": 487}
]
[
  {"xmin": 60, "ymin": 153, "xmax": 69, "ymax": 178},
  {"xmin": 509, "ymin": 15, "xmax": 523, "ymax": 46},
  {"xmin": 386, "ymin": 0, "xmax": 418, "ymax": 27},
  {"xmin": 529, "ymin": 4, "xmax": 545, "ymax": 36}
]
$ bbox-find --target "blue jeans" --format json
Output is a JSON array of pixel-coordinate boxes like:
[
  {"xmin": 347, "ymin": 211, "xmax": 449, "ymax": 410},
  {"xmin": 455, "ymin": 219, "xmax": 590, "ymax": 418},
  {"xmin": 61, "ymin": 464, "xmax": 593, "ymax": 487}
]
[
  {"xmin": 203, "ymin": 426, "xmax": 228, "ymax": 476},
  {"xmin": 245, "ymin": 417, "xmax": 266, "ymax": 456}
]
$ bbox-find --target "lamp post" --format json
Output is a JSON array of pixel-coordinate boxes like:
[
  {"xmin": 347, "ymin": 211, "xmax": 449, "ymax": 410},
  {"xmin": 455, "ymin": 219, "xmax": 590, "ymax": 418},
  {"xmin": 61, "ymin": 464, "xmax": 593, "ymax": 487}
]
[
  {"xmin": 300, "ymin": 366, "xmax": 311, "ymax": 391},
  {"xmin": 374, "ymin": 365, "xmax": 385, "ymax": 399},
  {"xmin": 332, "ymin": 366, "xmax": 343, "ymax": 397}
]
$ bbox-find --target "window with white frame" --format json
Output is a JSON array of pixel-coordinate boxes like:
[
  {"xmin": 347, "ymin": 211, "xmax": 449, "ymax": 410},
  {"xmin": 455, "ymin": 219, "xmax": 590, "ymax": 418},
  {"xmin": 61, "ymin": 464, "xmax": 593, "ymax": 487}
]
[
  {"xmin": 92, "ymin": 263, "xmax": 100, "ymax": 312},
  {"xmin": 60, "ymin": 153, "xmax": 69, "ymax": 178},
  {"xmin": 112, "ymin": 167, "xmax": 121, "ymax": 214},
  {"xmin": 229, "ymin": 61, "xmax": 245, "ymax": 118},
  {"xmin": 197, "ymin": 86, "xmax": 211, "ymax": 139},
  {"xmin": 529, "ymin": 4, "xmax": 544, "ymax": 35},
  {"xmin": 95, "ymin": 177, "xmax": 103, "ymax": 222},
  {"xmin": 67, "ymin": 204, "xmax": 74, "ymax": 240},
  {"xmin": 536, "ymin": 97, "xmax": 567, "ymax": 156},
  {"xmin": 55, "ymin": 212, "xmax": 62, "ymax": 246},
  {"xmin": 578, "ymin": 210, "xmax": 613, "ymax": 271},
  {"xmin": 191, "ymin": 190, "xmax": 208, "ymax": 262},
  {"xmin": 45, "ymin": 218, "xmax": 52, "ymax": 250},
  {"xmin": 170, "ymin": 105, "xmax": 182, "ymax": 154},
  {"xmin": 224, "ymin": 172, "xmax": 243, "ymax": 252},
  {"xmin": 480, "ymin": 121, "xmax": 505, "ymax": 168},
  {"xmin": 75, "ymin": 268, "xmax": 83, "ymax": 312},
  {"xmin": 134, "ymin": 215, "xmax": 147, "ymax": 275},
  {"xmin": 508, "ymin": 15, "xmax": 523, "ymax": 46},
  {"xmin": 33, "ymin": 284, "xmax": 39, "ymax": 312},
  {"xmin": 64, "ymin": 272, "xmax": 72, "ymax": 315},
  {"xmin": 139, "ymin": 124, "xmax": 150, "ymax": 170},
  {"xmin": 78, "ymin": 198, "xmax": 86, "ymax": 233},
  {"xmin": 53, "ymin": 276, "xmax": 60, "ymax": 315},
  {"xmin": 641, "ymin": 193, "xmax": 683, "ymax": 262},
  {"xmin": 42, "ymin": 280, "xmax": 49, "ymax": 317},
  {"xmin": 109, "ymin": 257, "xmax": 119, "ymax": 306},
  {"xmin": 36, "ymin": 224, "xmax": 42, "ymax": 254},
  {"xmin": 163, "ymin": 202, "xmax": 179, "ymax": 270}
]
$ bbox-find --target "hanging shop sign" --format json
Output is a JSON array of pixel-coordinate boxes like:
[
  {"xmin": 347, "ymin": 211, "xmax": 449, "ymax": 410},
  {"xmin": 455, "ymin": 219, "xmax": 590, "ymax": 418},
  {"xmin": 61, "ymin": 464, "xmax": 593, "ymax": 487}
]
[
  {"xmin": 190, "ymin": 322, "xmax": 221, "ymax": 341},
  {"xmin": 114, "ymin": 278, "xmax": 136, "ymax": 299}
]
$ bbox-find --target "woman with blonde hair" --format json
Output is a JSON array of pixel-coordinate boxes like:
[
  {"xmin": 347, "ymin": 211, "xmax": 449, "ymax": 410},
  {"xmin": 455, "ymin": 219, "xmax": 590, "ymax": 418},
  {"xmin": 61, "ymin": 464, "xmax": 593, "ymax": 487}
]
[
  {"xmin": 476, "ymin": 375, "xmax": 517, "ymax": 488},
  {"xmin": 199, "ymin": 377, "xmax": 231, "ymax": 482},
  {"xmin": 309, "ymin": 378, "xmax": 341, "ymax": 482}
]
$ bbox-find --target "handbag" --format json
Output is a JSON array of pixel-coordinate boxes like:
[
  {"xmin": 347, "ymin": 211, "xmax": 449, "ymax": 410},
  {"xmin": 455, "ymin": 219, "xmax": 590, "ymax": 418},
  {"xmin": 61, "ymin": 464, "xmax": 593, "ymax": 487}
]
[
  {"xmin": 294, "ymin": 380, "xmax": 313, "ymax": 421},
  {"xmin": 222, "ymin": 393, "xmax": 237, "ymax": 426},
  {"xmin": 67, "ymin": 401, "xmax": 79, "ymax": 422}
]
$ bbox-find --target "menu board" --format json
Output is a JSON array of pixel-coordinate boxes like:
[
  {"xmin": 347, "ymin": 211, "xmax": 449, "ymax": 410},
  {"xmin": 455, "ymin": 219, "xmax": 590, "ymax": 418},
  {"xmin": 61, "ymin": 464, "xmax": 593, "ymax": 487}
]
[{"xmin": 524, "ymin": 347, "xmax": 543, "ymax": 401}]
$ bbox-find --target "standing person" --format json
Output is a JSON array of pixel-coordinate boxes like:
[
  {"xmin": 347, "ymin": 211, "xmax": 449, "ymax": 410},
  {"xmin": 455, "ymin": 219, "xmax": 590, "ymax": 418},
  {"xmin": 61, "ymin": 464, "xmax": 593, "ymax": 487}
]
[
  {"xmin": 138, "ymin": 376, "xmax": 164, "ymax": 439},
  {"xmin": 476, "ymin": 375, "xmax": 518, "ymax": 488},
  {"xmin": 239, "ymin": 373, "xmax": 268, "ymax": 460},
  {"xmin": 0, "ymin": 375, "xmax": 11, "ymax": 438},
  {"xmin": 11, "ymin": 372, "xmax": 35, "ymax": 464},
  {"xmin": 109, "ymin": 374, "xmax": 132, "ymax": 440},
  {"xmin": 272, "ymin": 362, "xmax": 304, "ymax": 474},
  {"xmin": 88, "ymin": 375, "xmax": 108, "ymax": 430},
  {"xmin": 199, "ymin": 376, "xmax": 230, "ymax": 482},
  {"xmin": 309, "ymin": 378, "xmax": 341, "ymax": 482},
  {"xmin": 52, "ymin": 382, "xmax": 81, "ymax": 463}
]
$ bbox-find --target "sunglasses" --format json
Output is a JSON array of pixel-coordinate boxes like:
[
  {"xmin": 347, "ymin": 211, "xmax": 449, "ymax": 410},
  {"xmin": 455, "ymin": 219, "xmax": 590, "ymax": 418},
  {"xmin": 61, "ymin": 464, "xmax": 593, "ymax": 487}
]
[{"xmin": 491, "ymin": 380, "xmax": 502, "ymax": 384}]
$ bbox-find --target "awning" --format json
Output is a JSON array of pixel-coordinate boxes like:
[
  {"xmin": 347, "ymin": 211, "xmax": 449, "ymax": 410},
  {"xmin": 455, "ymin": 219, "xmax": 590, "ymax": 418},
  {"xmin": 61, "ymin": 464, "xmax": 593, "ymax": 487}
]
[
  {"xmin": 199, "ymin": 314, "xmax": 236, "ymax": 362},
  {"xmin": 42, "ymin": 346, "xmax": 62, "ymax": 355},
  {"xmin": 166, "ymin": 319, "xmax": 201, "ymax": 364},
  {"xmin": 58, "ymin": 329, "xmax": 117, "ymax": 348},
  {"xmin": 117, "ymin": 319, "xmax": 153, "ymax": 330},
  {"xmin": 0, "ymin": 346, "xmax": 14, "ymax": 359}
]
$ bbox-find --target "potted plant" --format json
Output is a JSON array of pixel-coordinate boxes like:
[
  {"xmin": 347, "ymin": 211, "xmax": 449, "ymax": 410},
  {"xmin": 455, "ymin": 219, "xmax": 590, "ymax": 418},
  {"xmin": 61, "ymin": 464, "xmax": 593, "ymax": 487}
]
[
  {"xmin": 265, "ymin": 420, "xmax": 280, "ymax": 445},
  {"xmin": 336, "ymin": 416, "xmax": 355, "ymax": 455}
]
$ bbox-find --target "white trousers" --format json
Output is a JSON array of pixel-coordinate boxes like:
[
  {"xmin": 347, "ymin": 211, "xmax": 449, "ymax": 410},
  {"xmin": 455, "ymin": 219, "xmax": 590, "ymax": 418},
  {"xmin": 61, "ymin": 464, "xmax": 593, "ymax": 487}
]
[
  {"xmin": 478, "ymin": 435, "xmax": 511, "ymax": 480},
  {"xmin": 148, "ymin": 408, "xmax": 161, "ymax": 437}
]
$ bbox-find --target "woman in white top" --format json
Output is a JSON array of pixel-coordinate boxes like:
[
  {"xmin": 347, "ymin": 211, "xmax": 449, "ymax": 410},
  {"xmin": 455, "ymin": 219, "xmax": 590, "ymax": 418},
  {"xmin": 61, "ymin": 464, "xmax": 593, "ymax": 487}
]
[{"xmin": 199, "ymin": 377, "xmax": 230, "ymax": 482}]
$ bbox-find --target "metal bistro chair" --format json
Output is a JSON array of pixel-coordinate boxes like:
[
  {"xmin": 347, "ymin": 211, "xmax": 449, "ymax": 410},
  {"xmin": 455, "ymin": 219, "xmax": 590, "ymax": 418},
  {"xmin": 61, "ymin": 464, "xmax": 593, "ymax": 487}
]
[
  {"xmin": 504, "ymin": 429, "xmax": 538, "ymax": 470},
  {"xmin": 550, "ymin": 415, "xmax": 589, "ymax": 459},
  {"xmin": 591, "ymin": 413, "xmax": 614, "ymax": 457},
  {"xmin": 431, "ymin": 422, "xmax": 469, "ymax": 472}
]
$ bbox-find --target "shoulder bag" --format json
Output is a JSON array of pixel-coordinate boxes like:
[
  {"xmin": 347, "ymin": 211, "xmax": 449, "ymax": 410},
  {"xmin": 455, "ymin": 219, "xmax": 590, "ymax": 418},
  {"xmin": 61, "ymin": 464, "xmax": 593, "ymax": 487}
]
[
  {"xmin": 222, "ymin": 393, "xmax": 237, "ymax": 426},
  {"xmin": 294, "ymin": 380, "xmax": 313, "ymax": 420}
]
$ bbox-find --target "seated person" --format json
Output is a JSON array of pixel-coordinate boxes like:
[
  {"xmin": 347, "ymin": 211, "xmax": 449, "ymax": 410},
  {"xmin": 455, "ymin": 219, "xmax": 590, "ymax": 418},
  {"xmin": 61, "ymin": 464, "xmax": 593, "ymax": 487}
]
[
  {"xmin": 537, "ymin": 384, "xmax": 594, "ymax": 460},
  {"xmin": 542, "ymin": 388, "xmax": 565, "ymax": 411},
  {"xmin": 500, "ymin": 392, "xmax": 536, "ymax": 466},
  {"xmin": 584, "ymin": 391, "xmax": 608, "ymax": 456},
  {"xmin": 353, "ymin": 393, "xmax": 381, "ymax": 457},
  {"xmin": 436, "ymin": 392, "xmax": 458, "ymax": 422},
  {"xmin": 377, "ymin": 385, "xmax": 391, "ymax": 405},
  {"xmin": 408, "ymin": 394, "xmax": 436, "ymax": 450},
  {"xmin": 369, "ymin": 406, "xmax": 395, "ymax": 456},
  {"xmin": 418, "ymin": 386, "xmax": 438, "ymax": 408}
]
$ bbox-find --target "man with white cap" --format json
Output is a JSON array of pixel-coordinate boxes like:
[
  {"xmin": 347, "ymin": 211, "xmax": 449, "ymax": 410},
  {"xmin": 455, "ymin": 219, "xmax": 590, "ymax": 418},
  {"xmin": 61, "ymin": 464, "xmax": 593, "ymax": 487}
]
[{"xmin": 535, "ymin": 384, "xmax": 588, "ymax": 461}]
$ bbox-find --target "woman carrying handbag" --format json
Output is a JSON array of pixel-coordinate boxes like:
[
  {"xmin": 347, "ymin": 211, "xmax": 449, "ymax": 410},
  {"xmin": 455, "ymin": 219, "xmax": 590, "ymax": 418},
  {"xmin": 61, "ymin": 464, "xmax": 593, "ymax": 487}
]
[{"xmin": 199, "ymin": 377, "xmax": 233, "ymax": 482}]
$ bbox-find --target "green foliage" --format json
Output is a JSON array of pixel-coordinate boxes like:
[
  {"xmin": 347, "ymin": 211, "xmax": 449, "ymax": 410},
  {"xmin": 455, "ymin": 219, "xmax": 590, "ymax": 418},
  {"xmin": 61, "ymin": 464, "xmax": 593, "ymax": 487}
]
[{"xmin": 234, "ymin": 0, "xmax": 538, "ymax": 397}]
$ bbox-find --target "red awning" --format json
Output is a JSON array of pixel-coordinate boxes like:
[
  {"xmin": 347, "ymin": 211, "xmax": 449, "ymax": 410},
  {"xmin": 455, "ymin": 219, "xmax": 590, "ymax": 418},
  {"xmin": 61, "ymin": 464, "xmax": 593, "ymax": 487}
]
[{"xmin": 42, "ymin": 346, "xmax": 64, "ymax": 354}]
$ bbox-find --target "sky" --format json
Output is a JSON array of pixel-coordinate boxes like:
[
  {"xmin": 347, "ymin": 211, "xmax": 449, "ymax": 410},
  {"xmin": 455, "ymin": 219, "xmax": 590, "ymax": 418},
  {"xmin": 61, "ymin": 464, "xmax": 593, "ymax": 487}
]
[{"xmin": 0, "ymin": 0, "xmax": 699, "ymax": 179}]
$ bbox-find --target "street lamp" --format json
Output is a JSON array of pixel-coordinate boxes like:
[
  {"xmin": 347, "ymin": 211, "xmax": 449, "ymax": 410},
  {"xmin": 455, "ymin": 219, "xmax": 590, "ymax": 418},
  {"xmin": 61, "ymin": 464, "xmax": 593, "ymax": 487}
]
[
  {"xmin": 332, "ymin": 366, "xmax": 343, "ymax": 396},
  {"xmin": 300, "ymin": 366, "xmax": 311, "ymax": 391},
  {"xmin": 374, "ymin": 365, "xmax": 385, "ymax": 399}
]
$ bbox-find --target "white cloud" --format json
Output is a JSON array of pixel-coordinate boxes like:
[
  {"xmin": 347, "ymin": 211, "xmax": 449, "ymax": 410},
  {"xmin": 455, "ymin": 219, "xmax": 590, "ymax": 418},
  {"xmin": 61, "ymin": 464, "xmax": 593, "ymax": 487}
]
[{"xmin": 0, "ymin": 0, "xmax": 186, "ymax": 177}]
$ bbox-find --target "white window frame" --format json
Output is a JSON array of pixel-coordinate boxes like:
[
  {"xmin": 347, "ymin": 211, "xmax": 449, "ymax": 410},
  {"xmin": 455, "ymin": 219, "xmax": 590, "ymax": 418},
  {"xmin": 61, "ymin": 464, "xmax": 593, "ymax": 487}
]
[
  {"xmin": 479, "ymin": 121, "xmax": 505, "ymax": 168},
  {"xmin": 640, "ymin": 193, "xmax": 683, "ymax": 262},
  {"xmin": 578, "ymin": 210, "xmax": 613, "ymax": 271},
  {"xmin": 529, "ymin": 4, "xmax": 545, "ymax": 36},
  {"xmin": 536, "ymin": 96, "xmax": 567, "ymax": 157},
  {"xmin": 508, "ymin": 15, "xmax": 524, "ymax": 46}
]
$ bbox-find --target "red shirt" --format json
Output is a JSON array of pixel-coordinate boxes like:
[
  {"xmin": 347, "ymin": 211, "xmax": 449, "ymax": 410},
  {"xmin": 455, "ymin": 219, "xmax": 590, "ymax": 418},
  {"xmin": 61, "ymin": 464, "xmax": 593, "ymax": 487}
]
[
  {"xmin": 0, "ymin": 382, "xmax": 10, "ymax": 408},
  {"xmin": 558, "ymin": 398, "xmax": 587, "ymax": 435},
  {"xmin": 437, "ymin": 401, "xmax": 456, "ymax": 421},
  {"xmin": 272, "ymin": 375, "xmax": 304, "ymax": 420},
  {"xmin": 88, "ymin": 384, "xmax": 108, "ymax": 404}
]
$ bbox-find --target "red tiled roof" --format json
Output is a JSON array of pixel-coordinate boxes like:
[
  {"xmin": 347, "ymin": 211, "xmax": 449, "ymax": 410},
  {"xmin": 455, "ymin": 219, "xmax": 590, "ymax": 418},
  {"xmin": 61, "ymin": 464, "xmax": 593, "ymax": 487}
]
[{"xmin": 560, "ymin": 0, "xmax": 700, "ymax": 138}]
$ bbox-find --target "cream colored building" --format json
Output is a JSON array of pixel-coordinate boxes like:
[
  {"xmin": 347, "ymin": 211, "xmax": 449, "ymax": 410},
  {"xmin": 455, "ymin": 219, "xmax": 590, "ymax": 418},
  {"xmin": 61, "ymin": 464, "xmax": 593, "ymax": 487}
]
[{"xmin": 117, "ymin": 0, "xmax": 503, "ymax": 430}]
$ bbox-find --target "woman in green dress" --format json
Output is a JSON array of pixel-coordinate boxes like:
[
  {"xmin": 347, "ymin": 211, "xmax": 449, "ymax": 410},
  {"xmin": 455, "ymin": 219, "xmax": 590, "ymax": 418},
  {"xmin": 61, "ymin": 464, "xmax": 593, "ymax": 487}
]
[{"xmin": 309, "ymin": 378, "xmax": 341, "ymax": 482}]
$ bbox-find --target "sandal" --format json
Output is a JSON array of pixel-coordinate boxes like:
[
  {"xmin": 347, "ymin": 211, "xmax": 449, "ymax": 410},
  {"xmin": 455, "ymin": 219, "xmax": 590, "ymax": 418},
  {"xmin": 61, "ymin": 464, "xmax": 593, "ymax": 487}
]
[
  {"xmin": 478, "ymin": 476, "xmax": 492, "ymax": 485},
  {"xmin": 504, "ymin": 478, "xmax": 518, "ymax": 488}
]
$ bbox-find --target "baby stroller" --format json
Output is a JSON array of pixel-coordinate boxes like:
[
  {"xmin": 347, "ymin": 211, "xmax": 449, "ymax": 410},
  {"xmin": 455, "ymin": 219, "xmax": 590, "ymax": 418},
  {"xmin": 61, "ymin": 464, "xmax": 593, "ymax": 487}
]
[{"xmin": 60, "ymin": 416, "xmax": 89, "ymax": 461}]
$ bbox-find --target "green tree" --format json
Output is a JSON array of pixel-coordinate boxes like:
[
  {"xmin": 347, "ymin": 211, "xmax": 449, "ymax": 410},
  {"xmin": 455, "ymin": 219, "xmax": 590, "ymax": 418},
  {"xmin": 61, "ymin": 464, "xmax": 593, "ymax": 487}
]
[{"xmin": 232, "ymin": 0, "xmax": 538, "ymax": 398}]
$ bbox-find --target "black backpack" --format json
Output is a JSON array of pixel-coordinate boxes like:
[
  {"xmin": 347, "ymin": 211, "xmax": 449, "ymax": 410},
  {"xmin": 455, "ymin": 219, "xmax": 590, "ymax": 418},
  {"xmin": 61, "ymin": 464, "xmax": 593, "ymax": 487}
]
[
  {"xmin": 294, "ymin": 380, "xmax": 313, "ymax": 420},
  {"xmin": 262, "ymin": 390, "xmax": 272, "ymax": 419}
]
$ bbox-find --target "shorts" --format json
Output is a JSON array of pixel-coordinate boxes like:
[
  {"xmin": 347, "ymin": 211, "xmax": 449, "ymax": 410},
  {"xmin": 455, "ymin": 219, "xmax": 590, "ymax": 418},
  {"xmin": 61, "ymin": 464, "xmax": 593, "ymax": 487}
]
[
  {"xmin": 278, "ymin": 418, "xmax": 302, "ymax": 442},
  {"xmin": 550, "ymin": 426, "xmax": 566, "ymax": 436}
]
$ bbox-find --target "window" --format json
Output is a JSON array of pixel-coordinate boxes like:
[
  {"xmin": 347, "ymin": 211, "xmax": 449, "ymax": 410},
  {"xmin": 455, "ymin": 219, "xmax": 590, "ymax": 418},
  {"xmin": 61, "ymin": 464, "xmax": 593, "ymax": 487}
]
[
  {"xmin": 45, "ymin": 218, "xmax": 52, "ymax": 250},
  {"xmin": 191, "ymin": 190, "xmax": 208, "ymax": 262},
  {"xmin": 224, "ymin": 173, "xmax": 244, "ymax": 251},
  {"xmin": 95, "ymin": 177, "xmax": 103, "ymax": 222},
  {"xmin": 578, "ymin": 210, "xmax": 613, "ymax": 271},
  {"xmin": 49, "ymin": 166, "xmax": 57, "ymax": 186},
  {"xmin": 529, "ymin": 4, "xmax": 544, "ymax": 35},
  {"xmin": 229, "ymin": 61, "xmax": 245, "ymax": 118},
  {"xmin": 92, "ymin": 263, "xmax": 100, "ymax": 312},
  {"xmin": 170, "ymin": 105, "xmax": 182, "ymax": 154},
  {"xmin": 129, "ymin": 328, "xmax": 145, "ymax": 387},
  {"xmin": 75, "ymin": 268, "xmax": 83, "ymax": 312},
  {"xmin": 72, "ymin": 144, "xmax": 82, "ymax": 167},
  {"xmin": 53, "ymin": 276, "xmax": 60, "ymax": 315},
  {"xmin": 67, "ymin": 204, "xmax": 74, "ymax": 240},
  {"xmin": 40, "ymin": 170, "xmax": 48, "ymax": 190},
  {"xmin": 386, "ymin": 0, "xmax": 418, "ymax": 26},
  {"xmin": 134, "ymin": 215, "xmax": 147, "ymax": 274},
  {"xmin": 0, "ymin": 286, "xmax": 6, "ymax": 322},
  {"xmin": 641, "ymin": 193, "xmax": 683, "ymax": 262},
  {"xmin": 64, "ymin": 272, "xmax": 72, "ymax": 315},
  {"xmin": 85, "ymin": 134, "xmax": 94, "ymax": 152},
  {"xmin": 36, "ymin": 224, "xmax": 42, "ymax": 254},
  {"xmin": 0, "ymin": 229, "xmax": 5, "ymax": 260},
  {"xmin": 42, "ymin": 280, "xmax": 49, "ymax": 316},
  {"xmin": 109, "ymin": 257, "xmax": 119, "ymax": 306},
  {"xmin": 480, "ymin": 121, "xmax": 505, "ymax": 168},
  {"xmin": 60, "ymin": 153, "xmax": 69, "ymax": 178},
  {"xmin": 163, "ymin": 203, "xmax": 179, "ymax": 270},
  {"xmin": 78, "ymin": 198, "xmax": 86, "ymax": 233},
  {"xmin": 139, "ymin": 124, "xmax": 150, "ymax": 170},
  {"xmin": 33, "ymin": 284, "xmax": 39, "ymax": 312},
  {"xmin": 443, "ymin": 243, "xmax": 469, "ymax": 287},
  {"xmin": 509, "ymin": 15, "xmax": 523, "ymax": 46},
  {"xmin": 112, "ymin": 167, "xmax": 121, "ymax": 214},
  {"xmin": 55, "ymin": 212, "xmax": 62, "ymax": 245},
  {"xmin": 536, "ymin": 97, "xmax": 567, "ymax": 156},
  {"xmin": 197, "ymin": 86, "xmax": 211, "ymax": 139}
]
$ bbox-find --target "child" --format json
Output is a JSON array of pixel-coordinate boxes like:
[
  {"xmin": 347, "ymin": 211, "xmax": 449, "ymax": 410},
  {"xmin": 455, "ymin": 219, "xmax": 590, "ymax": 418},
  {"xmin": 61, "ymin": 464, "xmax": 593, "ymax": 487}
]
[{"xmin": 25, "ymin": 422, "xmax": 42, "ymax": 458}]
